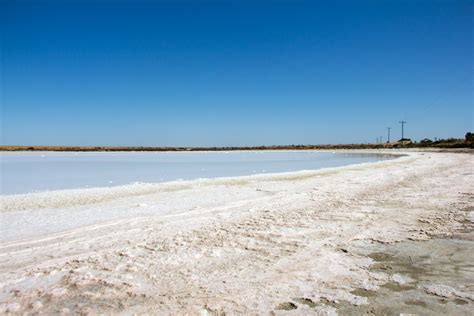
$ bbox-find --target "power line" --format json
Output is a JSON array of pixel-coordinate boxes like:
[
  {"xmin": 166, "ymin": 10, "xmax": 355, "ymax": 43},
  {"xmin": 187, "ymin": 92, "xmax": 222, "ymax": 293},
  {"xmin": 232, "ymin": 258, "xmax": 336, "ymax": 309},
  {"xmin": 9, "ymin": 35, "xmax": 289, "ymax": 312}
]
[
  {"xmin": 420, "ymin": 72, "xmax": 473, "ymax": 113},
  {"xmin": 399, "ymin": 121, "xmax": 407, "ymax": 139}
]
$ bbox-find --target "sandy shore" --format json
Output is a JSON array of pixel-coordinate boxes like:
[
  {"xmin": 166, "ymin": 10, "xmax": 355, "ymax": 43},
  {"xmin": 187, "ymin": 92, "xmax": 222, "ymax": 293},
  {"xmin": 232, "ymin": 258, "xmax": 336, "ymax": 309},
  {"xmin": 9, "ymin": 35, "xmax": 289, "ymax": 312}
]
[{"xmin": 0, "ymin": 150, "xmax": 473, "ymax": 314}]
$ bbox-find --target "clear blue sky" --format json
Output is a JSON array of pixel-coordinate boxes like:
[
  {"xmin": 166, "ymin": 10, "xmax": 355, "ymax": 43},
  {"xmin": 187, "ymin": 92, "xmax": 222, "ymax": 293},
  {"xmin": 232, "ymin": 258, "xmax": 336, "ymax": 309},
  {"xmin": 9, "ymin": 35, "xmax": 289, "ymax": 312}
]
[{"xmin": 1, "ymin": 0, "xmax": 473, "ymax": 146}]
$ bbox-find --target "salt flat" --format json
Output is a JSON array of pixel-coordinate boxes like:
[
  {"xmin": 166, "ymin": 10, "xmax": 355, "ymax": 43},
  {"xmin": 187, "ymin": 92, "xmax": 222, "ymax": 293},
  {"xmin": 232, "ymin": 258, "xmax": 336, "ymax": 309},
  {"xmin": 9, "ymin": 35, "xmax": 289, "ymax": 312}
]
[{"xmin": 0, "ymin": 150, "xmax": 472, "ymax": 314}]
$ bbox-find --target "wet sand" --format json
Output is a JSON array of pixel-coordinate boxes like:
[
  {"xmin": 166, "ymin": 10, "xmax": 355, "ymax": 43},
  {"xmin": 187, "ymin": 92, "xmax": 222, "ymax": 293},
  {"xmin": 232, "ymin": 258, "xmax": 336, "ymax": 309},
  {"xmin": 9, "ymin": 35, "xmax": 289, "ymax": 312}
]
[
  {"xmin": 0, "ymin": 150, "xmax": 473, "ymax": 314},
  {"xmin": 336, "ymin": 235, "xmax": 474, "ymax": 315}
]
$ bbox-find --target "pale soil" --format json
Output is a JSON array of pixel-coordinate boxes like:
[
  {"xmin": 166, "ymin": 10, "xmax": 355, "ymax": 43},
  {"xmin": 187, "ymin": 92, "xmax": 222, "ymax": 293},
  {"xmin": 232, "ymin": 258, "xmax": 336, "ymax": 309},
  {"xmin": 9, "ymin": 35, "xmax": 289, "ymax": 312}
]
[{"xmin": 0, "ymin": 151, "xmax": 473, "ymax": 315}]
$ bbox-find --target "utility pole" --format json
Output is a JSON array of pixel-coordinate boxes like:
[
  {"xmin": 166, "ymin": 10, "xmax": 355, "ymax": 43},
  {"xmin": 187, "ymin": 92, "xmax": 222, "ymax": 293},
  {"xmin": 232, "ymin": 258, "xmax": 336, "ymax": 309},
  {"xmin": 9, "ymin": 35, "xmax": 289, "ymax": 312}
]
[
  {"xmin": 387, "ymin": 127, "xmax": 391, "ymax": 143},
  {"xmin": 399, "ymin": 121, "xmax": 407, "ymax": 139}
]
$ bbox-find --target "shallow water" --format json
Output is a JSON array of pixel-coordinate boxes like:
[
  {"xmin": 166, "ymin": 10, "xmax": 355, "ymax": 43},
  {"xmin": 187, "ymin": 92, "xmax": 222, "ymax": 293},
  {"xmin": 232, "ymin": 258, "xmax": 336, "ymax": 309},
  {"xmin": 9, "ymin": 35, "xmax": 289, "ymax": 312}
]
[{"xmin": 0, "ymin": 151, "xmax": 393, "ymax": 195}]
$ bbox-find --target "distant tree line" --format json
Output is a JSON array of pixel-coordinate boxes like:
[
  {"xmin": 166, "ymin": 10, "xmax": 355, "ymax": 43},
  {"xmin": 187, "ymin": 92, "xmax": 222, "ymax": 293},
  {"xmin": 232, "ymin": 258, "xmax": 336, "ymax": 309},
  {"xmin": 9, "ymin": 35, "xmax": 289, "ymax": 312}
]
[
  {"xmin": 1, "ymin": 132, "xmax": 472, "ymax": 151},
  {"xmin": 414, "ymin": 132, "xmax": 474, "ymax": 148}
]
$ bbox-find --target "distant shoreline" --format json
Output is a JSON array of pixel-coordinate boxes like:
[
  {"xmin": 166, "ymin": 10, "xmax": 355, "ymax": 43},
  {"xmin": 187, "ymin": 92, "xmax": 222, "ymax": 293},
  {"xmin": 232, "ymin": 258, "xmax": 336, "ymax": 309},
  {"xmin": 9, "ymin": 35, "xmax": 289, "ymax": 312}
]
[{"xmin": 0, "ymin": 141, "xmax": 472, "ymax": 152}]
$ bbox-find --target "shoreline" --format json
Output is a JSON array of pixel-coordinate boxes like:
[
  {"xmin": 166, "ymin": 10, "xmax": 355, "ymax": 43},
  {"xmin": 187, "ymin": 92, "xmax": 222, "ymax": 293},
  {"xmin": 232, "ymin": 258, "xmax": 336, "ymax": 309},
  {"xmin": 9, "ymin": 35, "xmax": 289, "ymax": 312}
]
[
  {"xmin": 0, "ymin": 149, "xmax": 401, "ymax": 198},
  {"xmin": 1, "ymin": 140, "xmax": 473, "ymax": 153},
  {"xmin": 0, "ymin": 149, "xmax": 407, "ymax": 155},
  {"xmin": 0, "ymin": 150, "xmax": 472, "ymax": 314},
  {"xmin": 1, "ymin": 151, "xmax": 407, "ymax": 212},
  {"xmin": 1, "ymin": 148, "xmax": 472, "ymax": 154}
]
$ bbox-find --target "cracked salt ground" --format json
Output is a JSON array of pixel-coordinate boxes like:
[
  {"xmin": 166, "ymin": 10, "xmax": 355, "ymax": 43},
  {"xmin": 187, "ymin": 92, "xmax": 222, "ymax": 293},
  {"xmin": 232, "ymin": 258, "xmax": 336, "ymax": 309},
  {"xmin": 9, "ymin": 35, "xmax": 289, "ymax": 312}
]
[
  {"xmin": 335, "ymin": 238, "xmax": 474, "ymax": 315},
  {"xmin": 0, "ymin": 151, "xmax": 472, "ymax": 314}
]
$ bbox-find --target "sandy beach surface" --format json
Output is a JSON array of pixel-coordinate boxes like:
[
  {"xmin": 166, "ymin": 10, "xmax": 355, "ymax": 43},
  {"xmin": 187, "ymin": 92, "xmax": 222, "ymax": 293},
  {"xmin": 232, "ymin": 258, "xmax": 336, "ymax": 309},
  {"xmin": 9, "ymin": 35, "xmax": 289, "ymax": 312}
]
[{"xmin": 0, "ymin": 150, "xmax": 473, "ymax": 315}]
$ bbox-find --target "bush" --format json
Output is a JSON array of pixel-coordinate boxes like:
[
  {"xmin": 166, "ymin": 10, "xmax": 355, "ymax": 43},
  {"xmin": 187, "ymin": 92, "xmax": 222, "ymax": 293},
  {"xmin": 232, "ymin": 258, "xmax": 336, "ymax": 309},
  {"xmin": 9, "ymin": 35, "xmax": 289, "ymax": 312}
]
[{"xmin": 466, "ymin": 132, "xmax": 474, "ymax": 142}]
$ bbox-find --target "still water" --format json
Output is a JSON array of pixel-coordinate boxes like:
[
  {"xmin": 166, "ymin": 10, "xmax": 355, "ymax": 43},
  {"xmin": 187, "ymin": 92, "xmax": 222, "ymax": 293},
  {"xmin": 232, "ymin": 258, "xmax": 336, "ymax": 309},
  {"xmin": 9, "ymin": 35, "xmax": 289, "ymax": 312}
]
[{"xmin": 0, "ymin": 151, "xmax": 394, "ymax": 195}]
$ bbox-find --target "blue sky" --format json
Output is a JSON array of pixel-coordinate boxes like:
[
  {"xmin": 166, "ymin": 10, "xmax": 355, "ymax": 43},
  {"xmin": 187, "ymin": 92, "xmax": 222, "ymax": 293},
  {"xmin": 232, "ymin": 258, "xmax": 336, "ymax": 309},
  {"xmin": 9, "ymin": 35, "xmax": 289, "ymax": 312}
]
[{"xmin": 1, "ymin": 0, "xmax": 472, "ymax": 146}]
